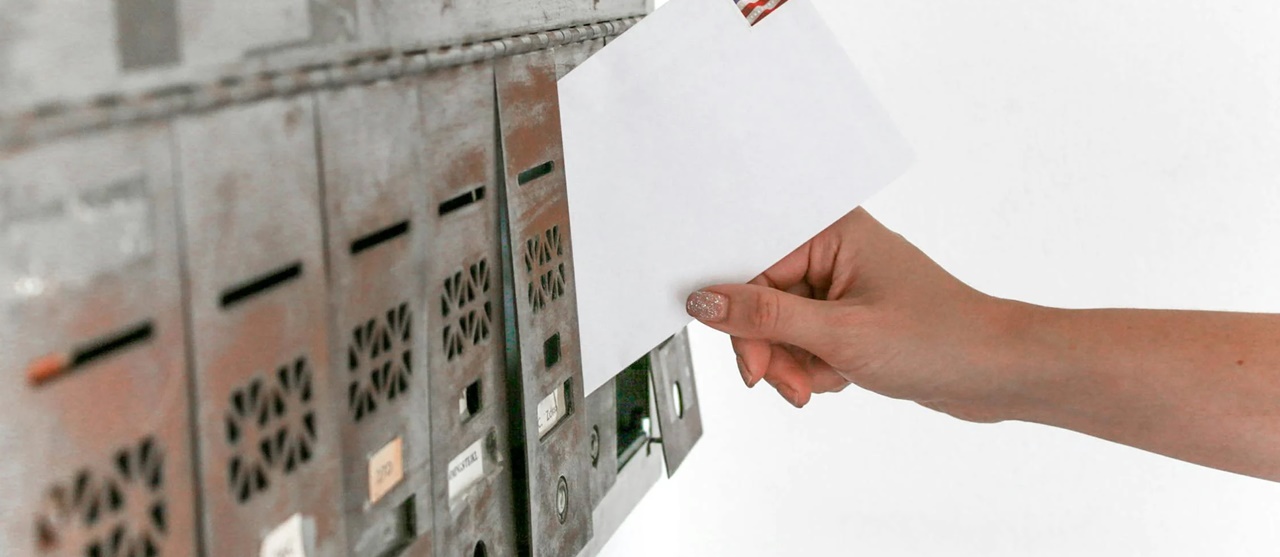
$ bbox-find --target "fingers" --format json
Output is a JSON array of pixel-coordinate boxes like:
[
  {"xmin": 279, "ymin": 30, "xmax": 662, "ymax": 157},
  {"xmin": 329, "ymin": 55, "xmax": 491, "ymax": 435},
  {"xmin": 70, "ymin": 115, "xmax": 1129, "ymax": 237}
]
[
  {"xmin": 760, "ymin": 344, "xmax": 813, "ymax": 407},
  {"xmin": 686, "ymin": 284, "xmax": 839, "ymax": 354},
  {"xmin": 731, "ymin": 335, "xmax": 848, "ymax": 407},
  {"xmin": 730, "ymin": 335, "xmax": 769, "ymax": 388}
]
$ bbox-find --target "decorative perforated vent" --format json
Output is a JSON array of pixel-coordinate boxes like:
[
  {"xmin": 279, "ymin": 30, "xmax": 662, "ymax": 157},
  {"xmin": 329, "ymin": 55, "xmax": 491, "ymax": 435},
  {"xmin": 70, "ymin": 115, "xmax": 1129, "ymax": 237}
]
[
  {"xmin": 524, "ymin": 226, "xmax": 566, "ymax": 313},
  {"xmin": 443, "ymin": 259, "xmax": 493, "ymax": 361},
  {"xmin": 225, "ymin": 358, "xmax": 318, "ymax": 504},
  {"xmin": 347, "ymin": 303, "xmax": 413, "ymax": 422},
  {"xmin": 35, "ymin": 437, "xmax": 168, "ymax": 557}
]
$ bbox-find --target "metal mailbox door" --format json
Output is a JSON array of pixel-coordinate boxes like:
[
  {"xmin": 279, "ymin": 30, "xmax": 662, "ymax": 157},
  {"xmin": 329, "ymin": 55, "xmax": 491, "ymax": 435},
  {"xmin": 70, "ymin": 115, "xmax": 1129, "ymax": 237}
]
[
  {"xmin": 316, "ymin": 80, "xmax": 435, "ymax": 557},
  {"xmin": 0, "ymin": 126, "xmax": 198, "ymax": 557},
  {"xmin": 174, "ymin": 97, "xmax": 347, "ymax": 557},
  {"xmin": 649, "ymin": 329, "xmax": 703, "ymax": 476},
  {"xmin": 419, "ymin": 62, "xmax": 519, "ymax": 557},
  {"xmin": 584, "ymin": 378, "xmax": 619, "ymax": 513},
  {"xmin": 495, "ymin": 50, "xmax": 592, "ymax": 557}
]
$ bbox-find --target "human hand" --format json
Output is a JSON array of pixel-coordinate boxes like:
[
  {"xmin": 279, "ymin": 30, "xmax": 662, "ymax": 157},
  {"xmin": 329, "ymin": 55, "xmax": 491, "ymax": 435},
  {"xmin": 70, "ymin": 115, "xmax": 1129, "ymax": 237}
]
[{"xmin": 685, "ymin": 207, "xmax": 1031, "ymax": 422}]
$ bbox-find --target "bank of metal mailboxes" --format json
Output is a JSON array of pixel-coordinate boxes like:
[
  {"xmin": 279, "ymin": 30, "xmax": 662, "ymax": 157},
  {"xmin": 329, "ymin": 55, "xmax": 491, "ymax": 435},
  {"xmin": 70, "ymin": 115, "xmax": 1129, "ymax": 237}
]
[
  {"xmin": 0, "ymin": 127, "xmax": 200, "ymax": 557},
  {"xmin": 1, "ymin": 1, "xmax": 704, "ymax": 556}
]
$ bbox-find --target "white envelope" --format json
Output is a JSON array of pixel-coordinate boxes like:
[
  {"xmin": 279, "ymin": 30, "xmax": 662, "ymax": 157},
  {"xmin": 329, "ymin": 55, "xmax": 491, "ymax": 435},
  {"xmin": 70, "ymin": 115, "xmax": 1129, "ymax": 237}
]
[{"xmin": 559, "ymin": 0, "xmax": 913, "ymax": 395}]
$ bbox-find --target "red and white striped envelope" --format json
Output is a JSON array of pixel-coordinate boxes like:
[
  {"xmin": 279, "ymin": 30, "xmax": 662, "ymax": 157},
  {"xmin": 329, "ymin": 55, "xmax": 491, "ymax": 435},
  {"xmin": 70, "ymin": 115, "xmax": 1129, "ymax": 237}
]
[{"xmin": 734, "ymin": 0, "xmax": 790, "ymax": 25}]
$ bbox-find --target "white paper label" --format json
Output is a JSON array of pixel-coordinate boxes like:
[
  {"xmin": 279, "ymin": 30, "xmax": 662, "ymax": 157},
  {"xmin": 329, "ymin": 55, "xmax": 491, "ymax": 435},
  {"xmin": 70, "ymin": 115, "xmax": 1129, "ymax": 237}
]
[
  {"xmin": 367, "ymin": 437, "xmax": 404, "ymax": 504},
  {"xmin": 447, "ymin": 437, "xmax": 486, "ymax": 500},
  {"xmin": 536, "ymin": 385, "xmax": 568, "ymax": 438},
  {"xmin": 260, "ymin": 514, "xmax": 307, "ymax": 557}
]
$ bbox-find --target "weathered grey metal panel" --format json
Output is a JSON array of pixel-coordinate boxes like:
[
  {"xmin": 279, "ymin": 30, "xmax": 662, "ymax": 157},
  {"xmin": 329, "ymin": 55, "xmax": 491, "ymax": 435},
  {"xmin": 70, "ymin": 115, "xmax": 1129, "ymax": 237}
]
[
  {"xmin": 316, "ymin": 80, "xmax": 435, "ymax": 557},
  {"xmin": 496, "ymin": 50, "xmax": 593, "ymax": 557},
  {"xmin": 584, "ymin": 378, "xmax": 618, "ymax": 511},
  {"xmin": 391, "ymin": 0, "xmax": 646, "ymax": 51},
  {"xmin": 0, "ymin": 125, "xmax": 198, "ymax": 557},
  {"xmin": 0, "ymin": 0, "xmax": 183, "ymax": 114},
  {"xmin": 650, "ymin": 329, "xmax": 703, "ymax": 476},
  {"xmin": 174, "ymin": 97, "xmax": 347, "ymax": 557},
  {"xmin": 551, "ymin": 38, "xmax": 607, "ymax": 80},
  {"xmin": 419, "ymin": 62, "xmax": 520, "ymax": 557},
  {"xmin": 589, "ymin": 0, "xmax": 653, "ymax": 23},
  {"xmin": 177, "ymin": 0, "xmax": 360, "ymax": 72}
]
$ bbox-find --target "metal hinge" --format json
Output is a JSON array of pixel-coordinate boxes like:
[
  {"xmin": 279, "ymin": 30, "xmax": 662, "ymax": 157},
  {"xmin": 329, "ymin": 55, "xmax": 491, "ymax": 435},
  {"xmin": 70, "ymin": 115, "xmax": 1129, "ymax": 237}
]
[{"xmin": 0, "ymin": 16, "xmax": 642, "ymax": 151}]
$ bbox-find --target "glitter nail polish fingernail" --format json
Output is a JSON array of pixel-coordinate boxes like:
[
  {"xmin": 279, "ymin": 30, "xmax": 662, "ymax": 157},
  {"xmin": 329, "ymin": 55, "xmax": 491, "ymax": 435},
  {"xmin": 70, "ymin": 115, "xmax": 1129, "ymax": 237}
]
[{"xmin": 686, "ymin": 291, "xmax": 728, "ymax": 322}]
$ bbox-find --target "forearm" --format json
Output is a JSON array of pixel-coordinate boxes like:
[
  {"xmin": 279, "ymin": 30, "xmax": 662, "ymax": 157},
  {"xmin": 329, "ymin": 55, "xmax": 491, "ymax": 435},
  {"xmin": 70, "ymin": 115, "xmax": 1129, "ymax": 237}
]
[{"xmin": 1001, "ymin": 303, "xmax": 1280, "ymax": 481}]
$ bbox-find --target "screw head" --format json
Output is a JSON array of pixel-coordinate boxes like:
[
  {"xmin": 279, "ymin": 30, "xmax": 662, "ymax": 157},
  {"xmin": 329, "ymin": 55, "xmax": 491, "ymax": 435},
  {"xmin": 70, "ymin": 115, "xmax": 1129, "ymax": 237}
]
[{"xmin": 555, "ymin": 476, "xmax": 569, "ymax": 523}]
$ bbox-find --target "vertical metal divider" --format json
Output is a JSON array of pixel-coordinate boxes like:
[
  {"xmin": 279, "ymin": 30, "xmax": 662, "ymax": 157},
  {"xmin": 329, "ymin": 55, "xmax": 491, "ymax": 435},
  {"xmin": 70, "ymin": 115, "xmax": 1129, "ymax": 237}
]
[
  {"xmin": 495, "ymin": 83, "xmax": 535, "ymax": 557},
  {"xmin": 170, "ymin": 121, "xmax": 210, "ymax": 557}
]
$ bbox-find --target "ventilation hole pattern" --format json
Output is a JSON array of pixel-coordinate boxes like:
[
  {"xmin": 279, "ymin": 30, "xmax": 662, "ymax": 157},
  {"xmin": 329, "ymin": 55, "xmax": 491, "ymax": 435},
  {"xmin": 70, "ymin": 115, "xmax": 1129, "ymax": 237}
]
[
  {"xmin": 442, "ymin": 259, "xmax": 493, "ymax": 361},
  {"xmin": 347, "ymin": 303, "xmax": 413, "ymax": 422},
  {"xmin": 225, "ymin": 358, "xmax": 317, "ymax": 504},
  {"xmin": 35, "ymin": 436, "xmax": 167, "ymax": 557},
  {"xmin": 523, "ymin": 226, "xmax": 567, "ymax": 314}
]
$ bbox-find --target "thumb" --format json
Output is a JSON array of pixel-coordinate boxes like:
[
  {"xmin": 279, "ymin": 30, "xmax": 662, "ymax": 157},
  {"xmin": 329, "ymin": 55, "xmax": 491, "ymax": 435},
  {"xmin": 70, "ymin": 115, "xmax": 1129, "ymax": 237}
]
[{"xmin": 686, "ymin": 285, "xmax": 837, "ymax": 351}]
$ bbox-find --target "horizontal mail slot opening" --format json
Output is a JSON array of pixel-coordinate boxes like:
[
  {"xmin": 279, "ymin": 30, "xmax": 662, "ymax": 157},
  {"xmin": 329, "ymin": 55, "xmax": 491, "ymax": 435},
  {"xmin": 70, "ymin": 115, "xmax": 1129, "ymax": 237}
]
[
  {"xmin": 219, "ymin": 261, "xmax": 302, "ymax": 309},
  {"xmin": 536, "ymin": 379, "xmax": 573, "ymax": 440},
  {"xmin": 27, "ymin": 320, "xmax": 155, "ymax": 386},
  {"xmin": 616, "ymin": 355, "xmax": 651, "ymax": 470},
  {"xmin": 350, "ymin": 219, "xmax": 410, "ymax": 255},
  {"xmin": 438, "ymin": 186, "xmax": 486, "ymax": 216},
  {"xmin": 517, "ymin": 161, "xmax": 555, "ymax": 186}
]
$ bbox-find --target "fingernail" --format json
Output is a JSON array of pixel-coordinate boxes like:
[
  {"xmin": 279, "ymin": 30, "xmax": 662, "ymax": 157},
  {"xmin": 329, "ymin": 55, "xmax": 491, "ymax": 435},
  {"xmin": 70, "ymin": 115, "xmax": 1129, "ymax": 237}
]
[
  {"xmin": 777, "ymin": 385, "xmax": 802, "ymax": 408},
  {"xmin": 735, "ymin": 355, "xmax": 754, "ymax": 387},
  {"xmin": 686, "ymin": 291, "xmax": 728, "ymax": 322}
]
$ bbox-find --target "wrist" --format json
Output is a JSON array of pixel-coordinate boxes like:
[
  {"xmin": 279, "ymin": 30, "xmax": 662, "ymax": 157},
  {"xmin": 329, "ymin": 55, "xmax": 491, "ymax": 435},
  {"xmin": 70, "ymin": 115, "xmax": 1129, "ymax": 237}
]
[{"xmin": 976, "ymin": 298, "xmax": 1086, "ymax": 424}]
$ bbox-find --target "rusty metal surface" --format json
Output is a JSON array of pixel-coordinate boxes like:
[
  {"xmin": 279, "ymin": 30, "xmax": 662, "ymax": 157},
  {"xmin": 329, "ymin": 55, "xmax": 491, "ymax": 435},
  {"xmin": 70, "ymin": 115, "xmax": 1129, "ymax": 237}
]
[
  {"xmin": 0, "ymin": 125, "xmax": 199, "ymax": 557},
  {"xmin": 174, "ymin": 97, "xmax": 347, "ymax": 557},
  {"xmin": 419, "ymin": 62, "xmax": 520, "ymax": 557},
  {"xmin": 650, "ymin": 329, "xmax": 703, "ymax": 476},
  {"xmin": 315, "ymin": 80, "xmax": 435, "ymax": 557},
  {"xmin": 1, "ymin": 5, "xmax": 688, "ymax": 556},
  {"xmin": 496, "ymin": 50, "xmax": 593, "ymax": 557},
  {"xmin": 0, "ymin": 11, "xmax": 641, "ymax": 148}
]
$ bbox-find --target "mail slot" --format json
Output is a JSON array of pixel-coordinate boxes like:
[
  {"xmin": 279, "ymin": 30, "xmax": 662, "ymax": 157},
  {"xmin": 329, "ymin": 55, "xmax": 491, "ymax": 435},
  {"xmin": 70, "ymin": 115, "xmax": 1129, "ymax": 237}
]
[
  {"xmin": 420, "ymin": 61, "xmax": 520, "ymax": 557},
  {"xmin": 174, "ymin": 96, "xmax": 347, "ymax": 557},
  {"xmin": 316, "ymin": 79, "xmax": 434, "ymax": 557},
  {"xmin": 0, "ymin": 126, "xmax": 199, "ymax": 557},
  {"xmin": 496, "ymin": 50, "xmax": 593, "ymax": 557}
]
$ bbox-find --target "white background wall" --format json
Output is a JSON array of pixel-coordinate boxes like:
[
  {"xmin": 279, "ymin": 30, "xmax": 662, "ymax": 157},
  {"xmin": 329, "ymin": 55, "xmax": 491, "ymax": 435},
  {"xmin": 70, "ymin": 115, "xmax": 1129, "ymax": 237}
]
[{"xmin": 602, "ymin": 0, "xmax": 1280, "ymax": 555}]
